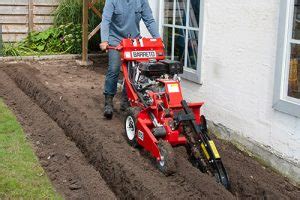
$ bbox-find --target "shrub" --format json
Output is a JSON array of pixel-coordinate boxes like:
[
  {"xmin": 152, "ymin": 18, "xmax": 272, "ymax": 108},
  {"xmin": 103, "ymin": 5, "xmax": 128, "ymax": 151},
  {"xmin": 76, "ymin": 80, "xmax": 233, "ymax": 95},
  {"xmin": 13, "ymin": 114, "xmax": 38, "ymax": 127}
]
[
  {"xmin": 53, "ymin": 0, "xmax": 83, "ymax": 26},
  {"xmin": 3, "ymin": 23, "xmax": 82, "ymax": 56},
  {"xmin": 53, "ymin": 0, "xmax": 105, "ymax": 50}
]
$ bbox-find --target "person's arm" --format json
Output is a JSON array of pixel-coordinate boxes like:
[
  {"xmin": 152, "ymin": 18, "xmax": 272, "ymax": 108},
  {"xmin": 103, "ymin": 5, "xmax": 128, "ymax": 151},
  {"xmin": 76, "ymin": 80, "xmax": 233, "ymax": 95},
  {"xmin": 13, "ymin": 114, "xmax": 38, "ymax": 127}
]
[
  {"xmin": 100, "ymin": 0, "xmax": 114, "ymax": 50},
  {"xmin": 141, "ymin": 0, "xmax": 160, "ymax": 38}
]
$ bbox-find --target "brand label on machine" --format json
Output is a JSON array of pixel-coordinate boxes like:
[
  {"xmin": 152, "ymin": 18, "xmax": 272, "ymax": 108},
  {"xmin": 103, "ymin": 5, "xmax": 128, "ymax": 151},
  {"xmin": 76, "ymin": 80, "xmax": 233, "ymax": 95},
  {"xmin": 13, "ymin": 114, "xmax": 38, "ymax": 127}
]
[{"xmin": 132, "ymin": 51, "xmax": 156, "ymax": 59}]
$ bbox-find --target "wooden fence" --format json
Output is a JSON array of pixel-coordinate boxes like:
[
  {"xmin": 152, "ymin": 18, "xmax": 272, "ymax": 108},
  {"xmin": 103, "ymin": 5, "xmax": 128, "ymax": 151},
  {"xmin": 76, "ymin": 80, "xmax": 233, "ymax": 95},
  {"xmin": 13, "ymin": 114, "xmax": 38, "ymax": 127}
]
[{"xmin": 0, "ymin": 0, "xmax": 59, "ymax": 42}]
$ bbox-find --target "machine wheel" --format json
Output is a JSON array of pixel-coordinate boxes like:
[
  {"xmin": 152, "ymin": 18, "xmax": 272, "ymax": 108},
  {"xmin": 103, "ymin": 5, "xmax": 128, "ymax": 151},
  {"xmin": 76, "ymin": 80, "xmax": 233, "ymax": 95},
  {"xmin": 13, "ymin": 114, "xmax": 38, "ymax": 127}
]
[
  {"xmin": 157, "ymin": 140, "xmax": 176, "ymax": 176},
  {"xmin": 124, "ymin": 107, "xmax": 141, "ymax": 147}
]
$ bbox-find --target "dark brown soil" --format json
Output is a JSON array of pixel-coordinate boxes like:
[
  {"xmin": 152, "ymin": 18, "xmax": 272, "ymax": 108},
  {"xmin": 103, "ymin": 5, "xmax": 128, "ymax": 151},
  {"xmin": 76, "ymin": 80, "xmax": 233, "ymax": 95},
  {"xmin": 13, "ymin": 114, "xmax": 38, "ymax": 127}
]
[
  {"xmin": 0, "ymin": 57, "xmax": 299, "ymax": 199},
  {"xmin": 0, "ymin": 70, "xmax": 116, "ymax": 200}
]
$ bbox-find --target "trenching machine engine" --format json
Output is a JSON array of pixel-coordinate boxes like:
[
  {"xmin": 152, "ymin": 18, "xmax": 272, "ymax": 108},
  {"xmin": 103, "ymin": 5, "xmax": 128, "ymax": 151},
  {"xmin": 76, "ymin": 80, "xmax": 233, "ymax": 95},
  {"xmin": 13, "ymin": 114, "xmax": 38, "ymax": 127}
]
[{"xmin": 108, "ymin": 37, "xmax": 230, "ymax": 189}]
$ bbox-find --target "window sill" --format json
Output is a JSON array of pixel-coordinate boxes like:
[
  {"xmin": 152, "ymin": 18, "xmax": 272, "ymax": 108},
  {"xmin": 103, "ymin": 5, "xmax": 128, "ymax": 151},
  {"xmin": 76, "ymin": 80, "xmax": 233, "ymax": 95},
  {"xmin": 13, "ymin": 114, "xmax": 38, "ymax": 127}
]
[
  {"xmin": 273, "ymin": 98, "xmax": 300, "ymax": 118},
  {"xmin": 180, "ymin": 68, "xmax": 201, "ymax": 84}
]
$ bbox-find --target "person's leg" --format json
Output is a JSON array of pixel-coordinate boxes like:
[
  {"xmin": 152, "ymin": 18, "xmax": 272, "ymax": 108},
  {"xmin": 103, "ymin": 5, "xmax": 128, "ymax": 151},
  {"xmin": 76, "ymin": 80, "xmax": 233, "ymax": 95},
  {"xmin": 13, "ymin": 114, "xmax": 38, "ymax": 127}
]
[
  {"xmin": 120, "ymin": 84, "xmax": 130, "ymax": 111},
  {"xmin": 103, "ymin": 49, "xmax": 121, "ymax": 119},
  {"xmin": 104, "ymin": 49, "xmax": 121, "ymax": 96}
]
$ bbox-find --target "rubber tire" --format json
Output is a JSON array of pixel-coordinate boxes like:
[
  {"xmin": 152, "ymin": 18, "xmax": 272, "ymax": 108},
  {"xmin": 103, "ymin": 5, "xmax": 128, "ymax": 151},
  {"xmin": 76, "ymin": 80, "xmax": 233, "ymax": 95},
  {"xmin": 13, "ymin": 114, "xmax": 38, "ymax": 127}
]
[
  {"xmin": 157, "ymin": 140, "xmax": 176, "ymax": 176},
  {"xmin": 124, "ymin": 107, "xmax": 141, "ymax": 148}
]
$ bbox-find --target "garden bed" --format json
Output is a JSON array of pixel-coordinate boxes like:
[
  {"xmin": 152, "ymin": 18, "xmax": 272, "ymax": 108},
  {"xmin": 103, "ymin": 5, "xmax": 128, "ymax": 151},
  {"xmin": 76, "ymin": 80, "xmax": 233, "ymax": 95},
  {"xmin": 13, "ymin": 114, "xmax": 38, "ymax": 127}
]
[{"xmin": 0, "ymin": 58, "xmax": 299, "ymax": 199}]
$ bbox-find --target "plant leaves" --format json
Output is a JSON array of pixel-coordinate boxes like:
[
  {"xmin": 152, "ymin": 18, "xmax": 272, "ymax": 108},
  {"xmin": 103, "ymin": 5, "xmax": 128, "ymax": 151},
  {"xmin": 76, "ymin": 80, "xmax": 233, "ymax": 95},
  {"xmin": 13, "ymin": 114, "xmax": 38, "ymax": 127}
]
[{"xmin": 37, "ymin": 44, "xmax": 45, "ymax": 51}]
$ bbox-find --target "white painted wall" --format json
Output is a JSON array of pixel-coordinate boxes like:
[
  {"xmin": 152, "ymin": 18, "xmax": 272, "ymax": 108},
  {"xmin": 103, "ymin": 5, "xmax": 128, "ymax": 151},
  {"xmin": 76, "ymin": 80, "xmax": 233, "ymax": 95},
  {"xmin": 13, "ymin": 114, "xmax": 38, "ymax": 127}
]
[{"xmin": 143, "ymin": 0, "xmax": 300, "ymax": 164}]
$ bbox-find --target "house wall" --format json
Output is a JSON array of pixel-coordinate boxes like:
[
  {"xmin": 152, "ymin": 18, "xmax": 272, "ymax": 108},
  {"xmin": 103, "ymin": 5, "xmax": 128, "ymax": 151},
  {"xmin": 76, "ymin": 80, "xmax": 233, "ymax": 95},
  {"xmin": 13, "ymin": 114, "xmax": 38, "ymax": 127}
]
[{"xmin": 144, "ymin": 0, "xmax": 300, "ymax": 178}]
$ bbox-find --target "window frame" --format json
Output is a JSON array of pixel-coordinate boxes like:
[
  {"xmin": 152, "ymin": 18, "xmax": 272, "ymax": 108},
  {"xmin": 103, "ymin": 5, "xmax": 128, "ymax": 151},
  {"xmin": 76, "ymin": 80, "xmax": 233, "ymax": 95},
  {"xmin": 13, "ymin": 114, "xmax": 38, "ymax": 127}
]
[
  {"xmin": 159, "ymin": 0, "xmax": 204, "ymax": 83},
  {"xmin": 274, "ymin": 0, "xmax": 300, "ymax": 118}
]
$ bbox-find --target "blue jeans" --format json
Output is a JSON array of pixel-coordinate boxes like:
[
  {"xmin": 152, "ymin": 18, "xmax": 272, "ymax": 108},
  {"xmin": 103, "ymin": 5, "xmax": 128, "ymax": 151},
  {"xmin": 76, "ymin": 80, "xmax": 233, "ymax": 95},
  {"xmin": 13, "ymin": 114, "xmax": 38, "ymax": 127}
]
[{"xmin": 104, "ymin": 49, "xmax": 126, "ymax": 97}]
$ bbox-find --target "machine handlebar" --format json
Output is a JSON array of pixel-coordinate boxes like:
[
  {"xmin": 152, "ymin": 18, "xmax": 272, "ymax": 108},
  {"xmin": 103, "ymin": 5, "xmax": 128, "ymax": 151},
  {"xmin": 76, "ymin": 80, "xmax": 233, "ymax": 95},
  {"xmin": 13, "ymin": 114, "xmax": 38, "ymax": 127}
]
[{"xmin": 107, "ymin": 45, "xmax": 123, "ymax": 51}]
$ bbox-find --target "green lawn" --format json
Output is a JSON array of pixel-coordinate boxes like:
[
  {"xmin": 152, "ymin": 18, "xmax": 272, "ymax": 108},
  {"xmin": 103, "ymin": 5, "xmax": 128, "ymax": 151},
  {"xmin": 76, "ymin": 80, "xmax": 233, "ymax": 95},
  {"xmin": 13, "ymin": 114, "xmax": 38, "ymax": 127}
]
[{"xmin": 0, "ymin": 99, "xmax": 62, "ymax": 199}]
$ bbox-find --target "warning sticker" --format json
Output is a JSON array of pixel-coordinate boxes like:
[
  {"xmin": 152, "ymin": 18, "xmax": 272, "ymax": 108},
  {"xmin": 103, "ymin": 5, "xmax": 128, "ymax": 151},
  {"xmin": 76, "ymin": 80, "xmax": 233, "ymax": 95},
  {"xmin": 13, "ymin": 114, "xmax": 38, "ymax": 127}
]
[
  {"xmin": 167, "ymin": 83, "xmax": 180, "ymax": 93},
  {"xmin": 124, "ymin": 52, "xmax": 131, "ymax": 58},
  {"xmin": 138, "ymin": 130, "xmax": 144, "ymax": 141}
]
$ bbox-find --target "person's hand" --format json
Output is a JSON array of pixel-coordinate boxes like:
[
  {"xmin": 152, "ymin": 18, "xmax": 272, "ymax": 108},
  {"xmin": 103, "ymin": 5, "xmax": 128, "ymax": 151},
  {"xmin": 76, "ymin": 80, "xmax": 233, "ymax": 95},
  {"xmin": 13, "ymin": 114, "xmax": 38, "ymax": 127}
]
[{"xmin": 100, "ymin": 41, "xmax": 109, "ymax": 51}]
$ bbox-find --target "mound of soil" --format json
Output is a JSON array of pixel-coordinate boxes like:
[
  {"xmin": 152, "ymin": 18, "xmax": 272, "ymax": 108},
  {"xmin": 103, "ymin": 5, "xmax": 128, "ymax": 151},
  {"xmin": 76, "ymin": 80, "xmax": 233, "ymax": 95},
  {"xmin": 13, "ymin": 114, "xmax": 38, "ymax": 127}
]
[{"xmin": 0, "ymin": 58, "xmax": 299, "ymax": 199}]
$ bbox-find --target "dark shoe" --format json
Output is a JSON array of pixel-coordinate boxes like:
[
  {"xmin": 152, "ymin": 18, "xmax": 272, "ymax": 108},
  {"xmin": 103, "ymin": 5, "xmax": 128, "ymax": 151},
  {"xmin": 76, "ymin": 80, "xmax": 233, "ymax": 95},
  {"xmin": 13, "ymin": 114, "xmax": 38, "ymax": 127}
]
[
  {"xmin": 104, "ymin": 95, "xmax": 114, "ymax": 119},
  {"xmin": 120, "ymin": 97, "xmax": 130, "ymax": 111}
]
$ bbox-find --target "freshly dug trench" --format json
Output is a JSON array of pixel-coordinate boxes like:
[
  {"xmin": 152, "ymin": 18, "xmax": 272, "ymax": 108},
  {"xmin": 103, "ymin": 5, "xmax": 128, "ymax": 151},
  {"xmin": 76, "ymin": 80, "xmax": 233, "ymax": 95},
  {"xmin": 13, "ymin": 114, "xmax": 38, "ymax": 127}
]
[
  {"xmin": 2, "ymin": 61, "xmax": 300, "ymax": 199},
  {"xmin": 0, "ymin": 71, "xmax": 117, "ymax": 200},
  {"xmin": 2, "ymin": 64, "xmax": 234, "ymax": 199}
]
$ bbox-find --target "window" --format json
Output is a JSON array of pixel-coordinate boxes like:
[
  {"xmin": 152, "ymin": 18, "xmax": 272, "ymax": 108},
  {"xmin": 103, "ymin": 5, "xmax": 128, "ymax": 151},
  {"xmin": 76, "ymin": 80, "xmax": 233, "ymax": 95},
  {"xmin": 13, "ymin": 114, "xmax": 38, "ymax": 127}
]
[
  {"xmin": 274, "ymin": 0, "xmax": 300, "ymax": 117},
  {"xmin": 160, "ymin": 0, "xmax": 204, "ymax": 83}
]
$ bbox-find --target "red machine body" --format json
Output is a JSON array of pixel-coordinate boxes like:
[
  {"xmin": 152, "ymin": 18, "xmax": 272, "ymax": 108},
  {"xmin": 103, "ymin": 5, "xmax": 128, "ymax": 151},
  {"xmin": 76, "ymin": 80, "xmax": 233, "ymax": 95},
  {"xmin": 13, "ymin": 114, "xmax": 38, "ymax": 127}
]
[
  {"xmin": 116, "ymin": 38, "xmax": 203, "ymax": 160},
  {"xmin": 110, "ymin": 38, "xmax": 229, "ymax": 189}
]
